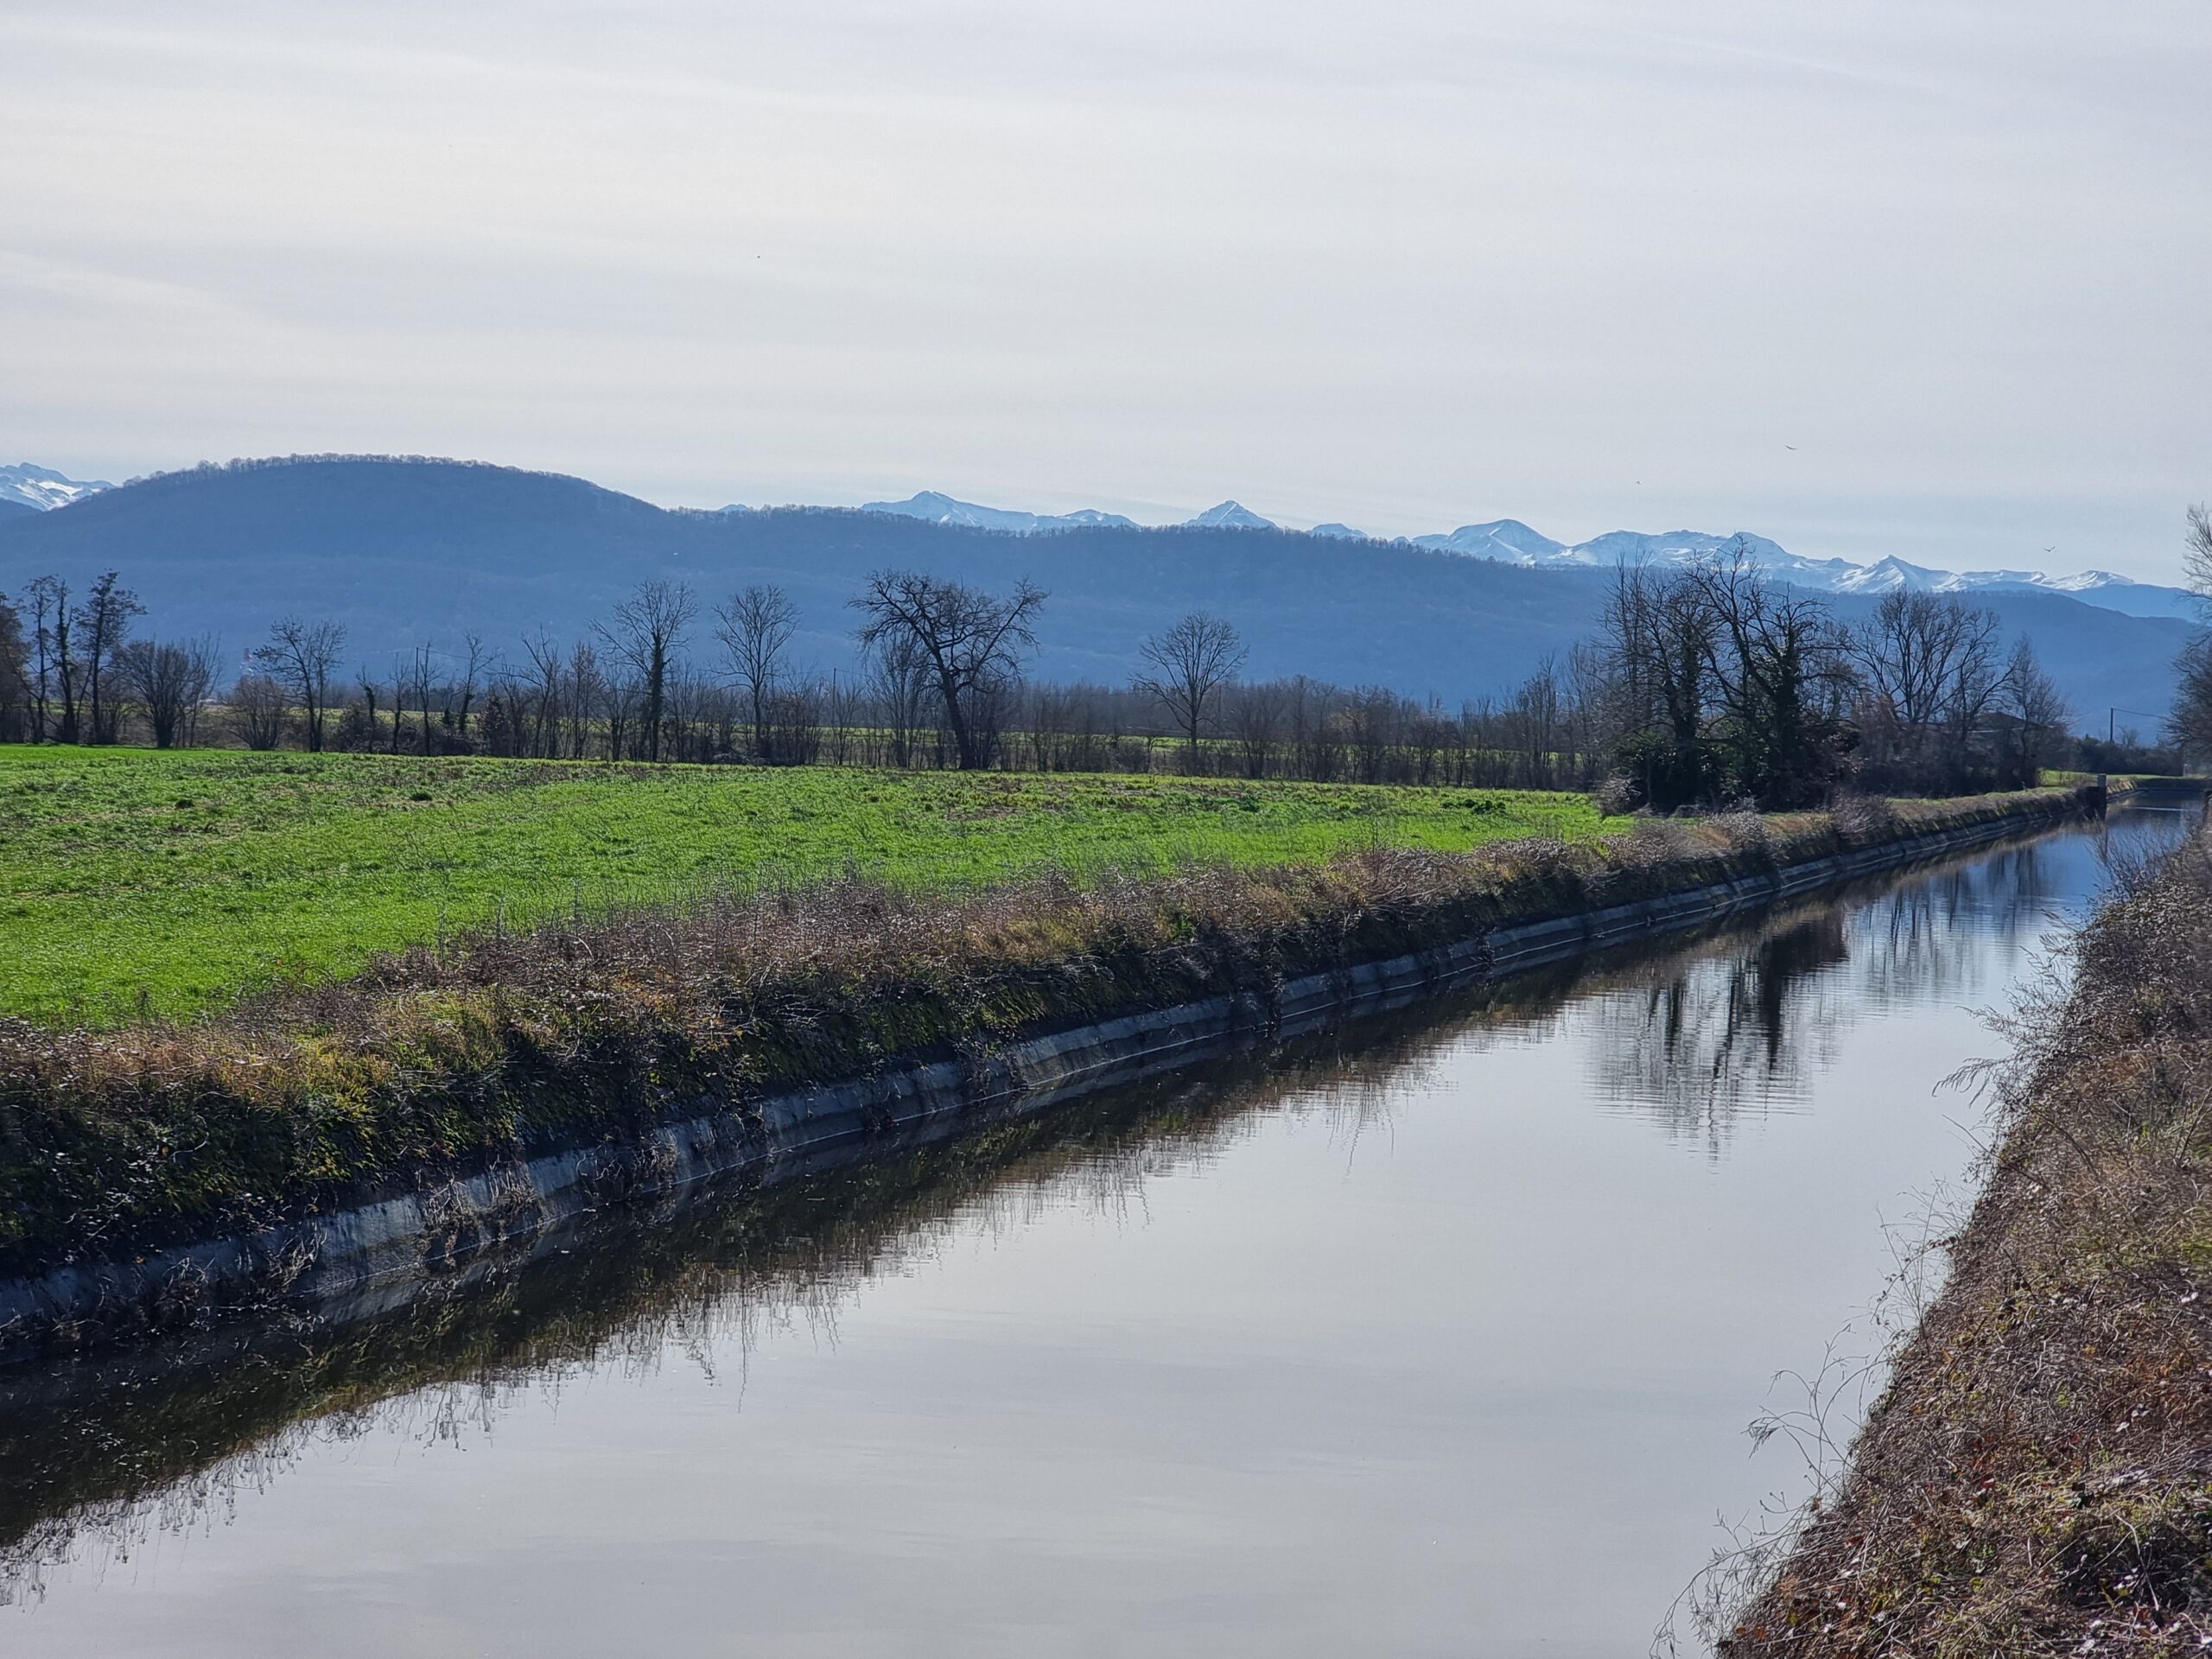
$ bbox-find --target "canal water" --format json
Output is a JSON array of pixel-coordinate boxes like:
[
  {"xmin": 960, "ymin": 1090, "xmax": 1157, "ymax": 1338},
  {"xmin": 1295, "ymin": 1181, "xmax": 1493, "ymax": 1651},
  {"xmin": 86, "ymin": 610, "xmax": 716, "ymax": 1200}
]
[{"xmin": 2, "ymin": 807, "xmax": 2195, "ymax": 1656}]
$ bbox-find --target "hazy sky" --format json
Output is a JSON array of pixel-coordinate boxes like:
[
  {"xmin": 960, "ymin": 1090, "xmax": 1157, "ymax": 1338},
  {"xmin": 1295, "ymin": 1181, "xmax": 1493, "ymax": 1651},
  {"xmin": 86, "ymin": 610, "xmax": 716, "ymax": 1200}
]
[{"xmin": 3, "ymin": 2, "xmax": 2208, "ymax": 579}]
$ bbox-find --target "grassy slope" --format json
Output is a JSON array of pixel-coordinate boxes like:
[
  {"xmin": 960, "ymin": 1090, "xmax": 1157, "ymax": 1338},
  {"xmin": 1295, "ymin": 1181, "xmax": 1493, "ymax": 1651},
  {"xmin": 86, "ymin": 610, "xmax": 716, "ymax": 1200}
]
[
  {"xmin": 0, "ymin": 786, "xmax": 2083, "ymax": 1285},
  {"xmin": 0, "ymin": 747, "xmax": 1617, "ymax": 1026}
]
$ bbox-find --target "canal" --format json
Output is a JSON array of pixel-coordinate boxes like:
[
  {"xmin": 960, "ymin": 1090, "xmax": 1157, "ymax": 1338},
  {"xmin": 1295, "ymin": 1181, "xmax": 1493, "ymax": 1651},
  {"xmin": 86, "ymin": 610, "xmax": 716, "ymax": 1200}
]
[{"xmin": 3, "ymin": 806, "xmax": 2194, "ymax": 1656}]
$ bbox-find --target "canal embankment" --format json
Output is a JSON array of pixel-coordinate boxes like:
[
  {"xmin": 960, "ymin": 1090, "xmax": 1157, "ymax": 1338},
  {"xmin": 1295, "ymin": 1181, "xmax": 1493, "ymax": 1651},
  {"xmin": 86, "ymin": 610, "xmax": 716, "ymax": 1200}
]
[
  {"xmin": 1727, "ymin": 809, "xmax": 2212, "ymax": 1655},
  {"xmin": 0, "ymin": 786, "xmax": 2094, "ymax": 1358}
]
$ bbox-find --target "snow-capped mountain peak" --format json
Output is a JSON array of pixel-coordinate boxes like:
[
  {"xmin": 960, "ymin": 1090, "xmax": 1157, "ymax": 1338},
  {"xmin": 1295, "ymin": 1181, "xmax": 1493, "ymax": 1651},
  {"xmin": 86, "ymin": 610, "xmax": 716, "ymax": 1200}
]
[
  {"xmin": 1186, "ymin": 500, "xmax": 1276, "ymax": 531},
  {"xmin": 861, "ymin": 490, "xmax": 1137, "ymax": 534},
  {"xmin": 1309, "ymin": 521, "xmax": 1370, "ymax": 540},
  {"xmin": 0, "ymin": 462, "xmax": 113, "ymax": 512},
  {"xmin": 1412, "ymin": 519, "xmax": 1567, "ymax": 561},
  {"xmin": 1829, "ymin": 554, "xmax": 1948, "ymax": 594}
]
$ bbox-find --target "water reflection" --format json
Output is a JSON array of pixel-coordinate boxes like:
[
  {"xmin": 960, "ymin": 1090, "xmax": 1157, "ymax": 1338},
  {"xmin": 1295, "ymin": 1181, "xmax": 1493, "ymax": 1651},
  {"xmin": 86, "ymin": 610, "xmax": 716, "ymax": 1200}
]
[
  {"xmin": 0, "ymin": 807, "xmax": 2193, "ymax": 1647},
  {"xmin": 0, "ymin": 1018, "xmax": 1485, "ymax": 1605},
  {"xmin": 1573, "ymin": 838, "xmax": 2088, "ymax": 1152}
]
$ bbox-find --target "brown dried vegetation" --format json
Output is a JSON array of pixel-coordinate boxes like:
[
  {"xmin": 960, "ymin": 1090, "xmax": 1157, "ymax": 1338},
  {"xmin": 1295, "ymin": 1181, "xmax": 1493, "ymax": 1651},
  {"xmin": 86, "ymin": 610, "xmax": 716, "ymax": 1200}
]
[{"xmin": 1729, "ymin": 823, "xmax": 2212, "ymax": 1656}]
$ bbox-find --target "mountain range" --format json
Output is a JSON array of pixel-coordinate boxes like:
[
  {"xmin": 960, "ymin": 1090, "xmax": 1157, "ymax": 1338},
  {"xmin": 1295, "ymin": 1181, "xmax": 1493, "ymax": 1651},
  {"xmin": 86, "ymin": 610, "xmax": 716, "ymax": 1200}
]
[
  {"xmin": 0, "ymin": 455, "xmax": 2195, "ymax": 729},
  {"xmin": 12, "ymin": 465, "xmax": 2194, "ymax": 622}
]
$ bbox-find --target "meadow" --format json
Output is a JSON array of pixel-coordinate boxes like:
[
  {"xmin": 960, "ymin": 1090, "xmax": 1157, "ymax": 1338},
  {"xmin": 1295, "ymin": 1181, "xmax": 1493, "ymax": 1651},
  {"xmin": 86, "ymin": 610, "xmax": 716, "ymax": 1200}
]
[{"xmin": 0, "ymin": 747, "xmax": 1620, "ymax": 1026}]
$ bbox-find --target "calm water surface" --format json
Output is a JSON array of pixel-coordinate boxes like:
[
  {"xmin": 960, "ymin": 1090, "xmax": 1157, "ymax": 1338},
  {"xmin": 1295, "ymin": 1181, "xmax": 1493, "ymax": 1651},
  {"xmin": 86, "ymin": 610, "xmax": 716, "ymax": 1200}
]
[{"xmin": 3, "ymin": 808, "xmax": 2196, "ymax": 1656}]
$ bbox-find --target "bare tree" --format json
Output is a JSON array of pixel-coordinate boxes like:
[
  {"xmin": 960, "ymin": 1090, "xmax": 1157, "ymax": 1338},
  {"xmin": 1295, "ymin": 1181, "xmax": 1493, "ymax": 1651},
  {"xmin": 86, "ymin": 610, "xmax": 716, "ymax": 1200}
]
[
  {"xmin": 519, "ymin": 632, "xmax": 564, "ymax": 758},
  {"xmin": 227, "ymin": 671, "xmax": 291, "ymax": 750},
  {"xmin": 407, "ymin": 644, "xmax": 437, "ymax": 753},
  {"xmin": 27, "ymin": 575, "xmax": 75, "ymax": 743},
  {"xmin": 1995, "ymin": 637, "xmax": 2069, "ymax": 788},
  {"xmin": 118, "ymin": 635, "xmax": 219, "ymax": 749},
  {"xmin": 1341, "ymin": 684, "xmax": 1400, "ymax": 783},
  {"xmin": 822, "ymin": 671, "xmax": 860, "ymax": 766},
  {"xmin": 2173, "ymin": 506, "xmax": 2212, "ymax": 771},
  {"xmin": 385, "ymin": 650, "xmax": 410, "ymax": 755},
  {"xmin": 2171, "ymin": 632, "xmax": 2212, "ymax": 769},
  {"xmin": 2183, "ymin": 504, "xmax": 2212, "ymax": 610},
  {"xmin": 454, "ymin": 632, "xmax": 491, "ymax": 741},
  {"xmin": 597, "ymin": 581, "xmax": 696, "ymax": 763},
  {"xmin": 73, "ymin": 572, "xmax": 145, "ymax": 744},
  {"xmin": 604, "ymin": 671, "xmax": 641, "ymax": 761},
  {"xmin": 1848, "ymin": 589, "xmax": 2002, "ymax": 789},
  {"xmin": 1688, "ymin": 559, "xmax": 1853, "ymax": 806},
  {"xmin": 0, "ymin": 591, "xmax": 29, "ymax": 742},
  {"xmin": 851, "ymin": 571, "xmax": 1046, "ymax": 769},
  {"xmin": 867, "ymin": 629, "xmax": 935, "ymax": 768},
  {"xmin": 353, "ymin": 666, "xmax": 382, "ymax": 743},
  {"xmin": 1135, "ymin": 611, "xmax": 1246, "ymax": 767},
  {"xmin": 251, "ymin": 616, "xmax": 346, "ymax": 753},
  {"xmin": 567, "ymin": 639, "xmax": 604, "ymax": 759},
  {"xmin": 1600, "ymin": 563, "xmax": 1719, "ymax": 808},
  {"xmin": 1229, "ymin": 680, "xmax": 1285, "ymax": 778},
  {"xmin": 762, "ymin": 681, "xmax": 824, "ymax": 765},
  {"xmin": 1511, "ymin": 657, "xmax": 1562, "ymax": 788},
  {"xmin": 715, "ymin": 584, "xmax": 801, "ymax": 759}
]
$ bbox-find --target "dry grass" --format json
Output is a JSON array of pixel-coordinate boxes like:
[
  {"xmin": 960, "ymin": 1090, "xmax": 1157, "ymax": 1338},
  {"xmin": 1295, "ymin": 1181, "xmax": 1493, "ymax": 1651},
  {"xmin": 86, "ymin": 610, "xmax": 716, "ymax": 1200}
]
[{"xmin": 1725, "ymin": 823, "xmax": 2212, "ymax": 1656}]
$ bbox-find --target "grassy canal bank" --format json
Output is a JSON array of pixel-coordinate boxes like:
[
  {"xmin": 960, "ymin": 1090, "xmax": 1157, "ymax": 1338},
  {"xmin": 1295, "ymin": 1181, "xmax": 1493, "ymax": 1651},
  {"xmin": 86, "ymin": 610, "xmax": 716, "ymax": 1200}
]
[
  {"xmin": 1727, "ymin": 812, "xmax": 2212, "ymax": 1654},
  {"xmin": 0, "ymin": 747, "xmax": 1616, "ymax": 1026},
  {"xmin": 0, "ymin": 759, "xmax": 2090, "ymax": 1338}
]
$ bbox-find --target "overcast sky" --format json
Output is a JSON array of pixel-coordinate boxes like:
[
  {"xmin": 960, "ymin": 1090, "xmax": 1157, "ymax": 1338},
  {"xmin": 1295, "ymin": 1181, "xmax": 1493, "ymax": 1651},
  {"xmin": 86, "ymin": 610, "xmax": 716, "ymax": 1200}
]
[{"xmin": 3, "ymin": 1, "xmax": 2207, "ymax": 578}]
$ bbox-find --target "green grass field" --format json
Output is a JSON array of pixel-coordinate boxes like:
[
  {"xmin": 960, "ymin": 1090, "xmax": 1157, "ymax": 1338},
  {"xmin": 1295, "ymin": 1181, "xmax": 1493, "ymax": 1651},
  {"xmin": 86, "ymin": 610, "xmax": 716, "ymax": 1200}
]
[{"xmin": 0, "ymin": 747, "xmax": 1619, "ymax": 1026}]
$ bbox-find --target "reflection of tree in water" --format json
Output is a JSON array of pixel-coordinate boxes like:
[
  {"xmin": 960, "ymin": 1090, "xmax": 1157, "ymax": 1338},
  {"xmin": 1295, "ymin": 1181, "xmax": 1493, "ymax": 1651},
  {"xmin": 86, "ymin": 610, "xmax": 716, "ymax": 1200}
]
[
  {"xmin": 1580, "ymin": 912, "xmax": 1850, "ymax": 1154},
  {"xmin": 1570, "ymin": 841, "xmax": 2095, "ymax": 1155},
  {"xmin": 1573, "ymin": 812, "xmax": 2199, "ymax": 1154}
]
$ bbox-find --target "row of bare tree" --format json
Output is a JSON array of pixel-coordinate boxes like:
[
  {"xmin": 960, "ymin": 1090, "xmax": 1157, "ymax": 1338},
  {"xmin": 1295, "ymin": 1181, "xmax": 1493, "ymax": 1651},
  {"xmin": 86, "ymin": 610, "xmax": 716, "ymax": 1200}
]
[{"xmin": 0, "ymin": 555, "xmax": 2090, "ymax": 803}]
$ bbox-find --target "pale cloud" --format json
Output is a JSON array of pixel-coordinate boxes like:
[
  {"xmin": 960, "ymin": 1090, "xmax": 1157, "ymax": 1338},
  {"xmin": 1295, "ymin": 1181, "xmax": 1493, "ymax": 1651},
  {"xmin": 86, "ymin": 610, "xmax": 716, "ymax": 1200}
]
[{"xmin": 2, "ymin": 0, "xmax": 2207, "ymax": 576}]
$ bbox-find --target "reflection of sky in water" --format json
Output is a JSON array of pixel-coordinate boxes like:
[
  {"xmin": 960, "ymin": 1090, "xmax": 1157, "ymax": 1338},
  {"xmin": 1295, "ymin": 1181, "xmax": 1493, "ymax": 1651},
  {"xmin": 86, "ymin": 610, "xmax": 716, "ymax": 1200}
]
[{"xmin": 2, "ymin": 808, "xmax": 2198, "ymax": 1659}]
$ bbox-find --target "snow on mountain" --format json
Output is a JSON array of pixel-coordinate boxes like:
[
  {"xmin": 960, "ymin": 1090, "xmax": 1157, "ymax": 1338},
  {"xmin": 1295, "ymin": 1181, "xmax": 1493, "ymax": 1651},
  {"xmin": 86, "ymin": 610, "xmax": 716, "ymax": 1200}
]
[
  {"xmin": 1952, "ymin": 569, "xmax": 2197, "ymax": 620},
  {"xmin": 862, "ymin": 490, "xmax": 1136, "ymax": 534},
  {"xmin": 1808, "ymin": 556, "xmax": 2198, "ymax": 618},
  {"xmin": 1828, "ymin": 554, "xmax": 1950, "ymax": 594},
  {"xmin": 1570, "ymin": 528, "xmax": 1822, "ymax": 575},
  {"xmin": 1, "ymin": 462, "xmax": 113, "ymax": 512},
  {"xmin": 1186, "ymin": 500, "xmax": 1276, "ymax": 531},
  {"xmin": 1412, "ymin": 519, "xmax": 1567, "ymax": 561},
  {"xmin": 858, "ymin": 489, "xmax": 2196, "ymax": 621},
  {"xmin": 2044, "ymin": 570, "xmax": 2134, "ymax": 594},
  {"xmin": 1421, "ymin": 524, "xmax": 1866, "ymax": 589},
  {"xmin": 625, "ymin": 474, "xmax": 2212, "ymax": 624},
  {"xmin": 1406, "ymin": 517, "xmax": 2197, "ymax": 621}
]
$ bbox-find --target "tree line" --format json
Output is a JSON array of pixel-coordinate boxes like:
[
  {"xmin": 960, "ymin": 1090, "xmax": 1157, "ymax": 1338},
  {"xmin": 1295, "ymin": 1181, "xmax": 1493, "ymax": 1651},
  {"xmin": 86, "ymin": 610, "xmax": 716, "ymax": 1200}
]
[{"xmin": 0, "ymin": 543, "xmax": 2144, "ymax": 804}]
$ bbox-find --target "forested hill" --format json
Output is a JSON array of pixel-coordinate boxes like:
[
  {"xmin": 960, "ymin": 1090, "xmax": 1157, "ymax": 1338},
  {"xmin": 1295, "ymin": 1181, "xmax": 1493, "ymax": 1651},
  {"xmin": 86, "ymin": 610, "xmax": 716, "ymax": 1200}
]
[{"xmin": 0, "ymin": 454, "xmax": 2191, "ymax": 721}]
